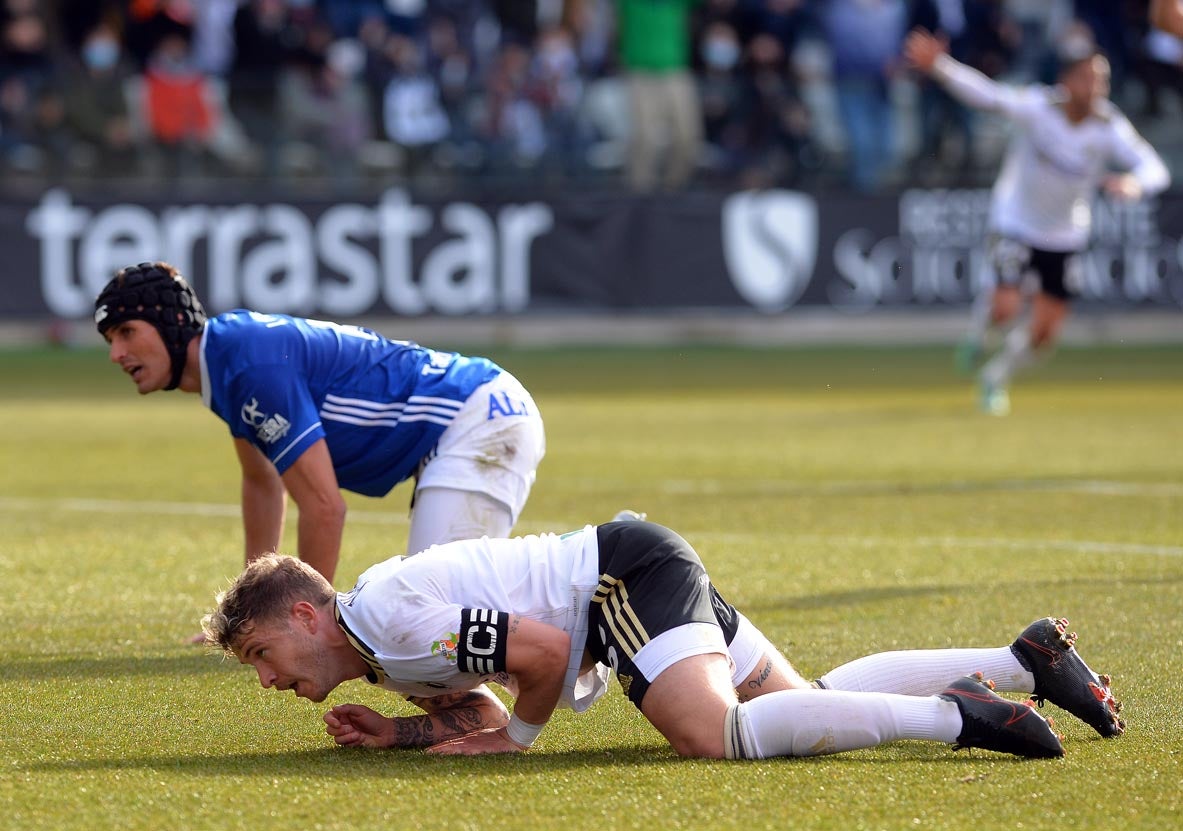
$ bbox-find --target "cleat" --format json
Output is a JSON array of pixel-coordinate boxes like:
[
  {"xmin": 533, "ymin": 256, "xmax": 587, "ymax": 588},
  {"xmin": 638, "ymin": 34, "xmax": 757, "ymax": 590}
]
[
  {"xmin": 939, "ymin": 675, "xmax": 1065, "ymax": 758},
  {"xmin": 1011, "ymin": 617, "xmax": 1125, "ymax": 738},
  {"xmin": 978, "ymin": 377, "xmax": 1010, "ymax": 416},
  {"xmin": 611, "ymin": 509, "xmax": 647, "ymax": 523}
]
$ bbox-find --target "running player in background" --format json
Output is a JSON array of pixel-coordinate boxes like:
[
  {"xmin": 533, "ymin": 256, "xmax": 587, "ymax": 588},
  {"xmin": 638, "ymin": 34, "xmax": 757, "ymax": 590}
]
[
  {"xmin": 905, "ymin": 28, "xmax": 1170, "ymax": 415},
  {"xmin": 95, "ymin": 262, "xmax": 546, "ymax": 587},
  {"xmin": 1150, "ymin": 0, "xmax": 1183, "ymax": 37},
  {"xmin": 203, "ymin": 520, "xmax": 1123, "ymax": 759}
]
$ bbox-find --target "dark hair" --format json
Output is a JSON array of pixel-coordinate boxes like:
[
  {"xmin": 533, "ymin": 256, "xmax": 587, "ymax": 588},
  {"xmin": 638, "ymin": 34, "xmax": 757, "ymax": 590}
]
[
  {"xmin": 94, "ymin": 261, "xmax": 207, "ymax": 390},
  {"xmin": 202, "ymin": 554, "xmax": 335, "ymax": 655}
]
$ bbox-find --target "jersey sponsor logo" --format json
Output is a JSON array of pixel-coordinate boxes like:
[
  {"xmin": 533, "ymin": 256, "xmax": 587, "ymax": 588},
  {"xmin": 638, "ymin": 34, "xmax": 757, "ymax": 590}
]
[
  {"xmin": 458, "ymin": 608, "xmax": 509, "ymax": 675},
  {"xmin": 241, "ymin": 397, "xmax": 292, "ymax": 445},
  {"xmin": 487, "ymin": 391, "xmax": 529, "ymax": 420},
  {"xmin": 431, "ymin": 633, "xmax": 460, "ymax": 663}
]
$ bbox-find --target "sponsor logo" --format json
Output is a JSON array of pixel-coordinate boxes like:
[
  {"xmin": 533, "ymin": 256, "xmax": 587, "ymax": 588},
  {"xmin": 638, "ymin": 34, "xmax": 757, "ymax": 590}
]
[
  {"xmin": 432, "ymin": 633, "xmax": 460, "ymax": 663},
  {"xmin": 241, "ymin": 397, "xmax": 291, "ymax": 445},
  {"xmin": 487, "ymin": 391, "xmax": 529, "ymax": 419},
  {"xmin": 28, "ymin": 187, "xmax": 553, "ymax": 317},
  {"xmin": 94, "ymin": 304, "xmax": 108, "ymax": 325},
  {"xmin": 722, "ymin": 190, "xmax": 818, "ymax": 312}
]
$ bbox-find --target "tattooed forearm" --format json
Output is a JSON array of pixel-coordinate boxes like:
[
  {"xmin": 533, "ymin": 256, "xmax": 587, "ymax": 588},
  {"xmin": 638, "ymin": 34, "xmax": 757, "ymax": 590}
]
[
  {"xmin": 395, "ymin": 690, "xmax": 510, "ymax": 748},
  {"xmin": 391, "ymin": 708, "xmax": 485, "ymax": 748}
]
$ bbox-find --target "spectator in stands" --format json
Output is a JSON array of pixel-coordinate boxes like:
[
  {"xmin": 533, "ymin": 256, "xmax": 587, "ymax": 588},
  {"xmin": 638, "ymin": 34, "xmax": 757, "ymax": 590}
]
[
  {"xmin": 1139, "ymin": 10, "xmax": 1183, "ymax": 119},
  {"xmin": 1151, "ymin": 0, "xmax": 1183, "ymax": 37},
  {"xmin": 615, "ymin": 0, "xmax": 703, "ymax": 193},
  {"xmin": 124, "ymin": 0, "xmax": 195, "ymax": 70},
  {"xmin": 696, "ymin": 19, "xmax": 747, "ymax": 182},
  {"xmin": 142, "ymin": 31, "xmax": 219, "ymax": 176},
  {"xmin": 60, "ymin": 20, "xmax": 140, "ymax": 176},
  {"xmin": 816, "ymin": 0, "xmax": 909, "ymax": 193},
  {"xmin": 477, "ymin": 40, "xmax": 547, "ymax": 174},
  {"xmin": 423, "ymin": 12, "xmax": 479, "ymax": 163},
  {"xmin": 735, "ymin": 31, "xmax": 814, "ymax": 188},
  {"xmin": 228, "ymin": 0, "xmax": 295, "ymax": 177},
  {"xmin": 526, "ymin": 24, "xmax": 587, "ymax": 179},
  {"xmin": 280, "ymin": 35, "xmax": 373, "ymax": 180},
  {"xmin": 382, "ymin": 34, "xmax": 451, "ymax": 178},
  {"xmin": 0, "ymin": 1, "xmax": 63, "ymax": 173}
]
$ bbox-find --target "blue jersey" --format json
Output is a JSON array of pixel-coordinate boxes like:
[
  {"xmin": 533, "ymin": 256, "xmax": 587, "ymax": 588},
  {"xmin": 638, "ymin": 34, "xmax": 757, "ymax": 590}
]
[{"xmin": 198, "ymin": 311, "xmax": 502, "ymax": 496}]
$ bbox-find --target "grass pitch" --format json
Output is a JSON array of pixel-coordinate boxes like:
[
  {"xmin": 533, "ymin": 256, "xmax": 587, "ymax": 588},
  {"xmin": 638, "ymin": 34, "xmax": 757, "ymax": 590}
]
[{"xmin": 1, "ymin": 341, "xmax": 1181, "ymax": 831}]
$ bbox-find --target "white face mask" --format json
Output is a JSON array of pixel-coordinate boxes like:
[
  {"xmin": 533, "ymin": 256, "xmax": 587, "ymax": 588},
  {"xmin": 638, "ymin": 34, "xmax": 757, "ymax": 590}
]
[
  {"xmin": 83, "ymin": 38, "xmax": 120, "ymax": 70},
  {"xmin": 702, "ymin": 38, "xmax": 740, "ymax": 70}
]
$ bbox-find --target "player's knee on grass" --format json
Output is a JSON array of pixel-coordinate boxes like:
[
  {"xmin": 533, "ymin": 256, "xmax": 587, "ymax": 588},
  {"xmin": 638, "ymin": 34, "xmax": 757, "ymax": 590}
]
[{"xmin": 641, "ymin": 654, "xmax": 736, "ymax": 759}]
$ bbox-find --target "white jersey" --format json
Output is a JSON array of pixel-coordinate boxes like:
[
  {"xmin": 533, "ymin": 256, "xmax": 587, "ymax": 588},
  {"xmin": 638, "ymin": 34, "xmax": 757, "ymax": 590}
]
[
  {"xmin": 334, "ymin": 526, "xmax": 612, "ymax": 712},
  {"xmin": 933, "ymin": 54, "xmax": 1170, "ymax": 251}
]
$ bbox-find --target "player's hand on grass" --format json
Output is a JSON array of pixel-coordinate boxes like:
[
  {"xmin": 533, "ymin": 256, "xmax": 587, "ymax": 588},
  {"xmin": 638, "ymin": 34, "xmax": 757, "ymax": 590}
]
[
  {"xmin": 324, "ymin": 703, "xmax": 395, "ymax": 748},
  {"xmin": 905, "ymin": 27, "xmax": 948, "ymax": 74},
  {"xmin": 425, "ymin": 726, "xmax": 527, "ymax": 755}
]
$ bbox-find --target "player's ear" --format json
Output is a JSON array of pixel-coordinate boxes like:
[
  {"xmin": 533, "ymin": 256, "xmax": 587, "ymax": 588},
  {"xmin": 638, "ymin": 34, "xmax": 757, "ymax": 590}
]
[{"xmin": 291, "ymin": 600, "xmax": 319, "ymax": 633}]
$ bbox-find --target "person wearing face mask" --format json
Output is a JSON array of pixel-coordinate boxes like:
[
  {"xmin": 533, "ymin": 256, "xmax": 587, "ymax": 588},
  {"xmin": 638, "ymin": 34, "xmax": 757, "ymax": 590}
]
[
  {"xmin": 60, "ymin": 22, "xmax": 140, "ymax": 175},
  {"xmin": 696, "ymin": 20, "xmax": 745, "ymax": 182}
]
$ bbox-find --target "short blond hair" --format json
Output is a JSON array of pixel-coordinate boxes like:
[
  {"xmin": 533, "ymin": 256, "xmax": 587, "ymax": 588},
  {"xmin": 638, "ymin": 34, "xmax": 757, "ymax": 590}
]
[{"xmin": 201, "ymin": 554, "xmax": 335, "ymax": 654}]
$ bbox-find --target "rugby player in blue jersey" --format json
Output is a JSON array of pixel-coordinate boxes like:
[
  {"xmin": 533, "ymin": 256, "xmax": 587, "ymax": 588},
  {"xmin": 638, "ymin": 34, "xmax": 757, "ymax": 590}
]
[{"xmin": 95, "ymin": 261, "xmax": 547, "ymax": 590}]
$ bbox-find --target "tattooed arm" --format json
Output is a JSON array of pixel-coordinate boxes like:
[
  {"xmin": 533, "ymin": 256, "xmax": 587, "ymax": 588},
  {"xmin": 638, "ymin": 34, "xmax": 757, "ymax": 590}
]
[{"xmin": 323, "ymin": 687, "xmax": 509, "ymax": 749}]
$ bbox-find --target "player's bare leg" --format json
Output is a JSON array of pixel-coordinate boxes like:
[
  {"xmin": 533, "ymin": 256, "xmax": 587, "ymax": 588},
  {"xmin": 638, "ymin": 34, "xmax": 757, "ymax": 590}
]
[
  {"xmin": 1029, "ymin": 291, "xmax": 1069, "ymax": 349},
  {"xmin": 642, "ymin": 653, "xmax": 737, "ymax": 758},
  {"xmin": 734, "ymin": 649, "xmax": 812, "ymax": 700}
]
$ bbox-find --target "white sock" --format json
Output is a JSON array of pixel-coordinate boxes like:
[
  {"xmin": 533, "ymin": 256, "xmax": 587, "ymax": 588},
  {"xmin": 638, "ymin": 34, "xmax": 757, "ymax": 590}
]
[
  {"xmin": 817, "ymin": 646, "xmax": 1034, "ymax": 696},
  {"xmin": 964, "ymin": 288, "xmax": 994, "ymax": 346},
  {"xmin": 981, "ymin": 327, "xmax": 1034, "ymax": 387},
  {"xmin": 725, "ymin": 690, "xmax": 963, "ymax": 758}
]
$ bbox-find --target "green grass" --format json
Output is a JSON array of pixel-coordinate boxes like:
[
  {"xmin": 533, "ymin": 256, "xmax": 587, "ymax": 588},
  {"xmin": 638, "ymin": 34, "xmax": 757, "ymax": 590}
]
[{"xmin": 1, "ymin": 343, "xmax": 1181, "ymax": 831}]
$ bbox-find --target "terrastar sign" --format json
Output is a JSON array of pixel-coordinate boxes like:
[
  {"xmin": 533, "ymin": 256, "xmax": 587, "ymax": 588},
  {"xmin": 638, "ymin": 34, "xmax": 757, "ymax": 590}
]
[{"xmin": 27, "ymin": 188, "xmax": 555, "ymax": 318}]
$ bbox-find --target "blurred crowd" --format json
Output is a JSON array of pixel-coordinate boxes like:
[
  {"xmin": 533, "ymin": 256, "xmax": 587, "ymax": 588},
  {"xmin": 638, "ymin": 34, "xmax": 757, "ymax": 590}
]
[{"xmin": 1, "ymin": 0, "xmax": 1181, "ymax": 193}]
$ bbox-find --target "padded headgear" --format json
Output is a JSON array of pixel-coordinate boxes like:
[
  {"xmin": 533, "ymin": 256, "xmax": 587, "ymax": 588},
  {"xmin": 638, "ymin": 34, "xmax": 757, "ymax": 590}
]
[{"xmin": 94, "ymin": 262, "xmax": 207, "ymax": 391}]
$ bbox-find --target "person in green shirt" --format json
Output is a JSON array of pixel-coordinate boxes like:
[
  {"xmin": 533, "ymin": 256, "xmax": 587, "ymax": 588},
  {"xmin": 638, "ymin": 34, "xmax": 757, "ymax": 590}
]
[{"xmin": 615, "ymin": 0, "xmax": 703, "ymax": 192}]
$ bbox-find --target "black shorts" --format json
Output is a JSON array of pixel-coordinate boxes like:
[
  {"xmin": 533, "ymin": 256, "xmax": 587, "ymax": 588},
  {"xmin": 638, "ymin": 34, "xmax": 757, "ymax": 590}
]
[
  {"xmin": 990, "ymin": 237, "xmax": 1080, "ymax": 301},
  {"xmin": 587, "ymin": 521, "xmax": 740, "ymax": 708}
]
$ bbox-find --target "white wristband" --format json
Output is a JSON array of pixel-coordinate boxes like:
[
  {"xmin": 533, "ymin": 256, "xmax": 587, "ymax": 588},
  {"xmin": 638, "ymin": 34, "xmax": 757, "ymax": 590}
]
[{"xmin": 505, "ymin": 714, "xmax": 545, "ymax": 748}]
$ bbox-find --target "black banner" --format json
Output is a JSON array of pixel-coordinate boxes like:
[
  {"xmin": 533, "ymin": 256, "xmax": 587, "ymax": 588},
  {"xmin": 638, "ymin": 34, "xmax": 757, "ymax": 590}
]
[{"xmin": 3, "ymin": 186, "xmax": 1181, "ymax": 320}]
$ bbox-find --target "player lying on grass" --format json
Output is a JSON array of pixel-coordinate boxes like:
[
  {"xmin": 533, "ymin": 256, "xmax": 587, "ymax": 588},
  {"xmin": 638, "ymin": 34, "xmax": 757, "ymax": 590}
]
[{"xmin": 203, "ymin": 520, "xmax": 1123, "ymax": 759}]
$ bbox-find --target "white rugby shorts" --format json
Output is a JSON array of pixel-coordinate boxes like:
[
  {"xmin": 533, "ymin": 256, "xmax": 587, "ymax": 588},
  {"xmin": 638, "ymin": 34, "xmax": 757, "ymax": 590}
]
[{"xmin": 415, "ymin": 370, "xmax": 545, "ymax": 522}]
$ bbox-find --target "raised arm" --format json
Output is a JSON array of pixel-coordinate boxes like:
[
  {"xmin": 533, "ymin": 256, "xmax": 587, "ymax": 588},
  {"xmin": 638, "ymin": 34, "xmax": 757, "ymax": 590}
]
[{"xmin": 905, "ymin": 27, "xmax": 1025, "ymax": 114}]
